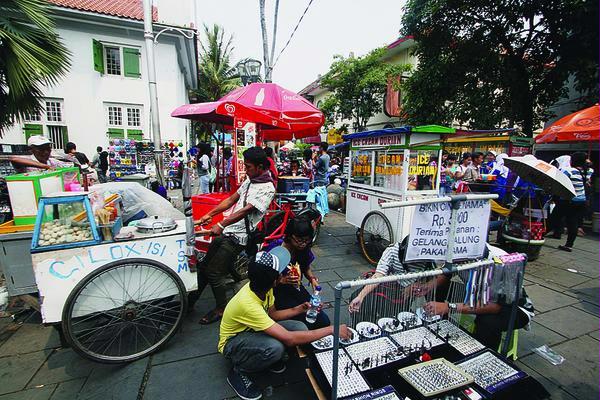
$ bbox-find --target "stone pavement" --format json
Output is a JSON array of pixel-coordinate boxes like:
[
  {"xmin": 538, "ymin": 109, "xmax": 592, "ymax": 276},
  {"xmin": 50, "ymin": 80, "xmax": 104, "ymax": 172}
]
[{"xmin": 0, "ymin": 212, "xmax": 598, "ymax": 399}]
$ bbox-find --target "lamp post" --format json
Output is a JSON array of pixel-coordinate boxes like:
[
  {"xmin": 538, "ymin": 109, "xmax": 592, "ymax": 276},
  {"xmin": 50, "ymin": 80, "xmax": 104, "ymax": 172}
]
[{"xmin": 236, "ymin": 59, "xmax": 262, "ymax": 85}]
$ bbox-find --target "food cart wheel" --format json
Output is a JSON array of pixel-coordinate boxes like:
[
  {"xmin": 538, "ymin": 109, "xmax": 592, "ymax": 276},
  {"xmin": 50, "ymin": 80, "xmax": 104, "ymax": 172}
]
[
  {"xmin": 62, "ymin": 258, "xmax": 187, "ymax": 364},
  {"xmin": 359, "ymin": 211, "xmax": 393, "ymax": 265}
]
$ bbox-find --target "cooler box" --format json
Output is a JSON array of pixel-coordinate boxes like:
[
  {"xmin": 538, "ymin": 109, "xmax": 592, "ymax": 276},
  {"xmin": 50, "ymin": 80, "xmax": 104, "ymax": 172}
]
[
  {"xmin": 5, "ymin": 170, "xmax": 64, "ymax": 225},
  {"xmin": 277, "ymin": 176, "xmax": 310, "ymax": 193},
  {"xmin": 192, "ymin": 192, "xmax": 231, "ymax": 226}
]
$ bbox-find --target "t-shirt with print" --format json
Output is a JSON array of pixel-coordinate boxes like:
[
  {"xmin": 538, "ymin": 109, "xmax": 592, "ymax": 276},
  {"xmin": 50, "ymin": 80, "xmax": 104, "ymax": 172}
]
[
  {"xmin": 222, "ymin": 178, "xmax": 275, "ymax": 245},
  {"xmin": 218, "ymin": 282, "xmax": 275, "ymax": 353}
]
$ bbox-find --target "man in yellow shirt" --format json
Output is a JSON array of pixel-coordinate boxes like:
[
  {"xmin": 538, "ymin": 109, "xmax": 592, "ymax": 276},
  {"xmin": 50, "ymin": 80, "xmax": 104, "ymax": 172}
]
[{"xmin": 219, "ymin": 246, "xmax": 351, "ymax": 400}]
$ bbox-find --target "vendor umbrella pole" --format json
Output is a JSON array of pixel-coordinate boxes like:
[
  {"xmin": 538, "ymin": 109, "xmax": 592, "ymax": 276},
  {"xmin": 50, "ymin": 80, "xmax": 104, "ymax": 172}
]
[{"xmin": 182, "ymin": 167, "xmax": 196, "ymax": 271}]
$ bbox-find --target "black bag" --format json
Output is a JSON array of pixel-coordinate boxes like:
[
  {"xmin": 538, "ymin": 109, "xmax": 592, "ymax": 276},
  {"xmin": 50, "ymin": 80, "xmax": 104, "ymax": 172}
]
[{"xmin": 242, "ymin": 184, "xmax": 265, "ymax": 258}]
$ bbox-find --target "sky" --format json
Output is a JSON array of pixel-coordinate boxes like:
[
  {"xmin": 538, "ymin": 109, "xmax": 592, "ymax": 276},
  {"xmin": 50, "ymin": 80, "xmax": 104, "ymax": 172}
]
[{"xmin": 194, "ymin": 0, "xmax": 405, "ymax": 92}]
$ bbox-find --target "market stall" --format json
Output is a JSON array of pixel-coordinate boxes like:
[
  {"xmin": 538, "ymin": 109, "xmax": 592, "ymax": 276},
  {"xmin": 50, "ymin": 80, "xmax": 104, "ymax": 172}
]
[
  {"xmin": 305, "ymin": 195, "xmax": 549, "ymax": 400},
  {"xmin": 344, "ymin": 125, "xmax": 454, "ymax": 264},
  {"xmin": 443, "ymin": 129, "xmax": 533, "ymax": 157}
]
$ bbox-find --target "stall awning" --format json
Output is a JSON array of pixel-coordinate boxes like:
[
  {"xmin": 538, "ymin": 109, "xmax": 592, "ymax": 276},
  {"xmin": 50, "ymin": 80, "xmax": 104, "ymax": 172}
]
[
  {"xmin": 343, "ymin": 125, "xmax": 455, "ymax": 141},
  {"xmin": 328, "ymin": 141, "xmax": 350, "ymax": 151},
  {"xmin": 302, "ymin": 135, "xmax": 323, "ymax": 144}
]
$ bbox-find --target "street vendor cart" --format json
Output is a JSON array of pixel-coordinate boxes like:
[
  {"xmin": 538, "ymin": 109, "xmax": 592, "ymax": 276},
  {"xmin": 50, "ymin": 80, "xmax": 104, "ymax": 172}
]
[
  {"xmin": 30, "ymin": 191, "xmax": 195, "ymax": 363},
  {"xmin": 344, "ymin": 126, "xmax": 453, "ymax": 264}
]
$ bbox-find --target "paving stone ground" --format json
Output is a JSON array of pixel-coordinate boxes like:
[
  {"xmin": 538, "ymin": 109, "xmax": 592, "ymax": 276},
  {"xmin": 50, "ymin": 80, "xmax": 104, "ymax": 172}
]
[{"xmin": 0, "ymin": 212, "xmax": 597, "ymax": 399}]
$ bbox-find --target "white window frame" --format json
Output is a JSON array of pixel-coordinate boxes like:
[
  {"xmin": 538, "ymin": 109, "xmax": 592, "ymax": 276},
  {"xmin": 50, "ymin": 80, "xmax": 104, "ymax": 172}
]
[
  {"xmin": 24, "ymin": 99, "xmax": 65, "ymax": 125},
  {"xmin": 101, "ymin": 43, "xmax": 141, "ymax": 78},
  {"xmin": 104, "ymin": 103, "xmax": 144, "ymax": 132}
]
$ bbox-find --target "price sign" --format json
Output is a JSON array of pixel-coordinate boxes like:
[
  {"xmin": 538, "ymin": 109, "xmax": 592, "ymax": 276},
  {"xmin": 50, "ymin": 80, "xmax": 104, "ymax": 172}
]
[{"xmin": 405, "ymin": 199, "xmax": 490, "ymax": 262}]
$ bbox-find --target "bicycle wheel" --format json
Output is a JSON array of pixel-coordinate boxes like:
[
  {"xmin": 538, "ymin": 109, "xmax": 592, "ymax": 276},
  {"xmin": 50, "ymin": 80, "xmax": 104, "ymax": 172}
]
[
  {"xmin": 62, "ymin": 259, "xmax": 187, "ymax": 363},
  {"xmin": 359, "ymin": 211, "xmax": 394, "ymax": 265},
  {"xmin": 230, "ymin": 251, "xmax": 250, "ymax": 282}
]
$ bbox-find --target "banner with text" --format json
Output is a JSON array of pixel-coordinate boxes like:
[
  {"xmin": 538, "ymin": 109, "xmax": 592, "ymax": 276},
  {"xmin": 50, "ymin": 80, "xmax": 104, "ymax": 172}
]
[{"xmin": 405, "ymin": 199, "xmax": 491, "ymax": 262}]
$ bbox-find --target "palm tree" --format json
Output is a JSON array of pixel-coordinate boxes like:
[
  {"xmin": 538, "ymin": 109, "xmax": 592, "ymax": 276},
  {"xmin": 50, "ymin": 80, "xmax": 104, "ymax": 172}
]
[
  {"xmin": 0, "ymin": 0, "xmax": 71, "ymax": 135},
  {"xmin": 194, "ymin": 24, "xmax": 241, "ymax": 102}
]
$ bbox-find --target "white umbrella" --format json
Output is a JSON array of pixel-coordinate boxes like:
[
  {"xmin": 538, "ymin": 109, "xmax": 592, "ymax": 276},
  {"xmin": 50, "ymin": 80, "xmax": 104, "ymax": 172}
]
[{"xmin": 503, "ymin": 154, "xmax": 575, "ymax": 199}]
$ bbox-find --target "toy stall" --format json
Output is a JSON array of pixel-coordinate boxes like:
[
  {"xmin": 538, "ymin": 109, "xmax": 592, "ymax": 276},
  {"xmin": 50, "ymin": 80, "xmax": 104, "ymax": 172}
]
[{"xmin": 344, "ymin": 125, "xmax": 454, "ymax": 265}]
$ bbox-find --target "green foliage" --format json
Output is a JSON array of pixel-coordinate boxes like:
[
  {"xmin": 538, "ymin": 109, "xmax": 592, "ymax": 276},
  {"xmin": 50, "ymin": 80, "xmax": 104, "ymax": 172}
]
[
  {"xmin": 321, "ymin": 48, "xmax": 411, "ymax": 131},
  {"xmin": 401, "ymin": 0, "xmax": 599, "ymax": 136},
  {"xmin": 0, "ymin": 0, "xmax": 71, "ymax": 135},
  {"xmin": 193, "ymin": 24, "xmax": 241, "ymax": 102}
]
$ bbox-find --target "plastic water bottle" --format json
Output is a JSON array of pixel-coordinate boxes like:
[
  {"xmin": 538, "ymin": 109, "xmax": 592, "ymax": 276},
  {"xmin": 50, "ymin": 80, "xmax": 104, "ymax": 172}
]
[{"xmin": 306, "ymin": 286, "xmax": 322, "ymax": 324}]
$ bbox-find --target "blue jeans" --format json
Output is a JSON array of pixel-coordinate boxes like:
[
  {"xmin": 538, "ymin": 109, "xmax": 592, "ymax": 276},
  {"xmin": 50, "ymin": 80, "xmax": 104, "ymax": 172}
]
[
  {"xmin": 199, "ymin": 174, "xmax": 210, "ymax": 194},
  {"xmin": 223, "ymin": 320, "xmax": 307, "ymax": 373}
]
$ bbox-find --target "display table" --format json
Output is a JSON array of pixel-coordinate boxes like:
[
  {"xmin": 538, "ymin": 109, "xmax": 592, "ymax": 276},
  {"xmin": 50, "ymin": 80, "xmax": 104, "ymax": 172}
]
[{"xmin": 304, "ymin": 323, "xmax": 550, "ymax": 400}]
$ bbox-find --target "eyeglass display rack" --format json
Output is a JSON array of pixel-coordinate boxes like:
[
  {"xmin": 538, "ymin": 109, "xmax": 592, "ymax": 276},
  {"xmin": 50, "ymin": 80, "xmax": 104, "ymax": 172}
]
[
  {"xmin": 308, "ymin": 322, "xmax": 543, "ymax": 400},
  {"xmin": 108, "ymin": 139, "xmax": 138, "ymax": 179}
]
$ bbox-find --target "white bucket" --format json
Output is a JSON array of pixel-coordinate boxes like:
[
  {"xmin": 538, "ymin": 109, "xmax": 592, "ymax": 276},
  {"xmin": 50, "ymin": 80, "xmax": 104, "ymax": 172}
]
[{"xmin": 592, "ymin": 212, "xmax": 600, "ymax": 234}]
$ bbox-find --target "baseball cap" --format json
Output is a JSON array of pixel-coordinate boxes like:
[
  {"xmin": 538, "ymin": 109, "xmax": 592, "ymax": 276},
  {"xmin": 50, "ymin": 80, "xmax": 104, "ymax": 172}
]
[
  {"xmin": 487, "ymin": 150, "xmax": 497, "ymax": 157},
  {"xmin": 27, "ymin": 135, "xmax": 52, "ymax": 147},
  {"xmin": 254, "ymin": 246, "xmax": 291, "ymax": 274}
]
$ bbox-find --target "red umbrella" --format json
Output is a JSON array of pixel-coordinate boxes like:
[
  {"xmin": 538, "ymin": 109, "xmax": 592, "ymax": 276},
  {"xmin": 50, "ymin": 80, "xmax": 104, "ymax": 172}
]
[
  {"xmin": 171, "ymin": 83, "xmax": 324, "ymax": 139},
  {"xmin": 535, "ymin": 104, "xmax": 599, "ymax": 143}
]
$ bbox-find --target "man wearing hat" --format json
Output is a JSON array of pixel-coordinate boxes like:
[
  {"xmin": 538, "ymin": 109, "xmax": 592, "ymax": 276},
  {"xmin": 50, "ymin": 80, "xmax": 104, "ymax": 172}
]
[
  {"xmin": 10, "ymin": 135, "xmax": 71, "ymax": 173},
  {"xmin": 219, "ymin": 246, "xmax": 351, "ymax": 400}
]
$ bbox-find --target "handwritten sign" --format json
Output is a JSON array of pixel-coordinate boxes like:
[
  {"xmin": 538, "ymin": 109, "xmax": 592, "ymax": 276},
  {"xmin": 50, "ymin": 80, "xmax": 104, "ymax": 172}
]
[{"xmin": 405, "ymin": 199, "xmax": 490, "ymax": 262}]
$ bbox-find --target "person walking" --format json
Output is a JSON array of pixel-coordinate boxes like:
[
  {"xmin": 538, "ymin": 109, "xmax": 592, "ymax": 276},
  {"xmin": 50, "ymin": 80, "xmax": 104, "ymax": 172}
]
[
  {"xmin": 314, "ymin": 142, "xmax": 330, "ymax": 187},
  {"xmin": 91, "ymin": 146, "xmax": 109, "ymax": 183},
  {"xmin": 557, "ymin": 152, "xmax": 589, "ymax": 252},
  {"xmin": 196, "ymin": 143, "xmax": 212, "ymax": 194}
]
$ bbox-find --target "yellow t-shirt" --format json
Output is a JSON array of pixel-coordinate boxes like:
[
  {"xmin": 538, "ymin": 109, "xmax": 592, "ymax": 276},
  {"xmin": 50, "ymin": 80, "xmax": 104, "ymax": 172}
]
[{"xmin": 218, "ymin": 282, "xmax": 276, "ymax": 353}]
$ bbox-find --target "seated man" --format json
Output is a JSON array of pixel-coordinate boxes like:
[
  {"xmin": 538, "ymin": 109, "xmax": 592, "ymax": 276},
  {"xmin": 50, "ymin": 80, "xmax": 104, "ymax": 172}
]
[
  {"xmin": 220, "ymin": 246, "xmax": 350, "ymax": 400},
  {"xmin": 10, "ymin": 135, "xmax": 72, "ymax": 173},
  {"xmin": 349, "ymin": 237, "xmax": 533, "ymax": 350},
  {"xmin": 193, "ymin": 147, "xmax": 276, "ymax": 324},
  {"xmin": 264, "ymin": 216, "xmax": 330, "ymax": 329}
]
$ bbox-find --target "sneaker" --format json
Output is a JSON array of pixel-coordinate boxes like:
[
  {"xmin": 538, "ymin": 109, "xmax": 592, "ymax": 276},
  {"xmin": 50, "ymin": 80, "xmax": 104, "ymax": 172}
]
[
  {"xmin": 269, "ymin": 359, "xmax": 287, "ymax": 374},
  {"xmin": 558, "ymin": 245, "xmax": 572, "ymax": 252},
  {"xmin": 227, "ymin": 369, "xmax": 262, "ymax": 400}
]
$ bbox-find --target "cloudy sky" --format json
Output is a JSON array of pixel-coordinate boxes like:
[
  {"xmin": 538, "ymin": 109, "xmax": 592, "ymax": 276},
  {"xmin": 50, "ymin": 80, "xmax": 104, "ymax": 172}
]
[{"xmin": 195, "ymin": 0, "xmax": 405, "ymax": 92}]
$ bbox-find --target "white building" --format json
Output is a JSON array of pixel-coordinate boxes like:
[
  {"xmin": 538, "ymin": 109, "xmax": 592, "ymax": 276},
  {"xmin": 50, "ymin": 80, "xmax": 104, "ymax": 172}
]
[{"xmin": 1, "ymin": 0, "xmax": 198, "ymax": 159}]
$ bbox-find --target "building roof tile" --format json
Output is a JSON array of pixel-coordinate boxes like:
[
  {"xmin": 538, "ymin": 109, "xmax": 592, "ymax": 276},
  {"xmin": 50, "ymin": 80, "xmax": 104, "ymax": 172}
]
[{"xmin": 48, "ymin": 0, "xmax": 157, "ymax": 21}]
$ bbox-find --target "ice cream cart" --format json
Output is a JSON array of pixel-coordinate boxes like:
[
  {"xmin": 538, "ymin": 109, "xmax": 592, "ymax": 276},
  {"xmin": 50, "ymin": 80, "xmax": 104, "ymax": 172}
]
[
  {"xmin": 344, "ymin": 126, "xmax": 452, "ymax": 264},
  {"xmin": 30, "ymin": 191, "xmax": 196, "ymax": 363}
]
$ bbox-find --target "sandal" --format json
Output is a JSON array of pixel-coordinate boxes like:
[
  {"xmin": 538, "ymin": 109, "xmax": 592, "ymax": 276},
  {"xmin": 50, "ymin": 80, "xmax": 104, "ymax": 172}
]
[{"xmin": 198, "ymin": 309, "xmax": 223, "ymax": 325}]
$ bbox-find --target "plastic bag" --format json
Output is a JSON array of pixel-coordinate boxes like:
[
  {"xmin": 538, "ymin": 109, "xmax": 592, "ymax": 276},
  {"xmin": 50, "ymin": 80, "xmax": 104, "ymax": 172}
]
[
  {"xmin": 88, "ymin": 182, "xmax": 184, "ymax": 223},
  {"xmin": 532, "ymin": 345, "xmax": 565, "ymax": 365}
]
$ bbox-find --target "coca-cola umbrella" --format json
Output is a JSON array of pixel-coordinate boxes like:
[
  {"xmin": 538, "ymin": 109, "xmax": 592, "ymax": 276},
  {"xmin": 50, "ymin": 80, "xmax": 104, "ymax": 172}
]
[
  {"xmin": 535, "ymin": 104, "xmax": 599, "ymax": 143},
  {"xmin": 171, "ymin": 83, "xmax": 324, "ymax": 139}
]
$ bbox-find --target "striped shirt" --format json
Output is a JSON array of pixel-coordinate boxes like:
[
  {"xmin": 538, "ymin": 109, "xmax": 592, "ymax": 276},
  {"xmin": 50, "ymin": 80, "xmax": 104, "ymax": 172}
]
[
  {"xmin": 375, "ymin": 243, "xmax": 434, "ymax": 287},
  {"xmin": 563, "ymin": 167, "xmax": 586, "ymax": 202}
]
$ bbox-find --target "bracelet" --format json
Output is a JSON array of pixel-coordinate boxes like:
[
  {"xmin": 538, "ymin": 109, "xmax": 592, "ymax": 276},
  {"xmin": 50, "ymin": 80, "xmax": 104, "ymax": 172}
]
[{"xmin": 217, "ymin": 222, "xmax": 225, "ymax": 229}]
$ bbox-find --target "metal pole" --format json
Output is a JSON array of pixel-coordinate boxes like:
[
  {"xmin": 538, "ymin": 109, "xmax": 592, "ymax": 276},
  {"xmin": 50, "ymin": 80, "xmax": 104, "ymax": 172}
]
[
  {"xmin": 182, "ymin": 167, "xmax": 195, "ymax": 267},
  {"xmin": 143, "ymin": 0, "xmax": 165, "ymax": 186},
  {"xmin": 258, "ymin": 0, "xmax": 271, "ymax": 82},
  {"xmin": 331, "ymin": 286, "xmax": 342, "ymax": 400}
]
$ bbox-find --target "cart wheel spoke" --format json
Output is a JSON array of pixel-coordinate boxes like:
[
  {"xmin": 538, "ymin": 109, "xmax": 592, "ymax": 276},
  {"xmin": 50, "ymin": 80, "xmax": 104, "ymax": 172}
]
[
  {"xmin": 63, "ymin": 260, "xmax": 186, "ymax": 363},
  {"xmin": 359, "ymin": 211, "xmax": 393, "ymax": 265}
]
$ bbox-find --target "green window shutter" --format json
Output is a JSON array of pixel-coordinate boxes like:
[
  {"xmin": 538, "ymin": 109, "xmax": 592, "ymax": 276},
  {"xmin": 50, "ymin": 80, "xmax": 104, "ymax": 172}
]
[
  {"xmin": 123, "ymin": 47, "xmax": 141, "ymax": 78},
  {"xmin": 127, "ymin": 129, "xmax": 143, "ymax": 140},
  {"xmin": 107, "ymin": 128, "xmax": 125, "ymax": 139},
  {"xmin": 23, "ymin": 124, "xmax": 43, "ymax": 142},
  {"xmin": 93, "ymin": 40, "xmax": 104, "ymax": 73},
  {"xmin": 60, "ymin": 126, "xmax": 69, "ymax": 149}
]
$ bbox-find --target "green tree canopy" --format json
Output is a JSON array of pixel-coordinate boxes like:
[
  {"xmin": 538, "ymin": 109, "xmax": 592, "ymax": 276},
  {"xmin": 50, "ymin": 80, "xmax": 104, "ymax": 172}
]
[
  {"xmin": 0, "ymin": 0, "xmax": 71, "ymax": 135},
  {"xmin": 401, "ymin": 0, "xmax": 599, "ymax": 136},
  {"xmin": 320, "ymin": 48, "xmax": 411, "ymax": 131},
  {"xmin": 193, "ymin": 24, "xmax": 241, "ymax": 103}
]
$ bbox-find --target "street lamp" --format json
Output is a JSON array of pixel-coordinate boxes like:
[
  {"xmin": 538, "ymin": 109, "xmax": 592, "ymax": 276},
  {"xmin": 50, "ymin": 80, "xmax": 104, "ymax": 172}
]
[{"xmin": 236, "ymin": 59, "xmax": 262, "ymax": 85}]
